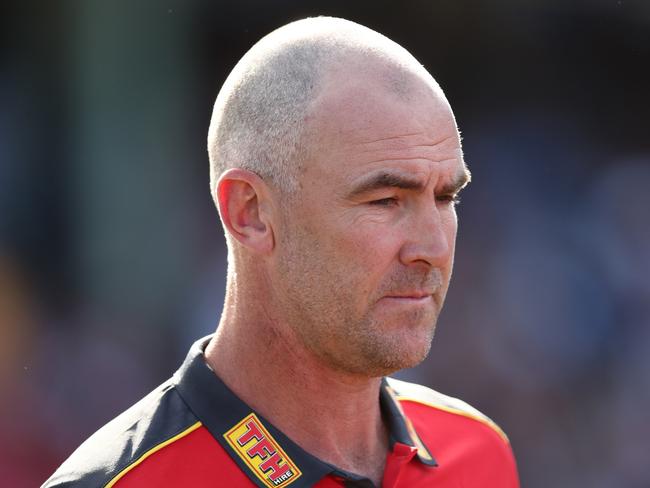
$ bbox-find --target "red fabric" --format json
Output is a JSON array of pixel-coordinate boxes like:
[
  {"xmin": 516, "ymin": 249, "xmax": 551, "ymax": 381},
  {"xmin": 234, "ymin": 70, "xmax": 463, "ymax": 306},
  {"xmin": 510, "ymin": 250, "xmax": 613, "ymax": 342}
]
[
  {"xmin": 114, "ymin": 404, "xmax": 519, "ymax": 488},
  {"xmin": 382, "ymin": 443, "xmax": 418, "ymax": 487},
  {"xmin": 399, "ymin": 400, "xmax": 520, "ymax": 488},
  {"xmin": 314, "ymin": 475, "xmax": 346, "ymax": 487},
  {"xmin": 115, "ymin": 426, "xmax": 253, "ymax": 487}
]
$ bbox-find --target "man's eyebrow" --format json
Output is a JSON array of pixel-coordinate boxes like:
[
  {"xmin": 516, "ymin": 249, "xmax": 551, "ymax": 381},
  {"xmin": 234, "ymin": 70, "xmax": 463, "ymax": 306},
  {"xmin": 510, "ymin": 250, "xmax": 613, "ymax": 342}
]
[
  {"xmin": 347, "ymin": 172, "xmax": 425, "ymax": 198},
  {"xmin": 439, "ymin": 168, "xmax": 472, "ymax": 195},
  {"xmin": 347, "ymin": 167, "xmax": 472, "ymax": 199}
]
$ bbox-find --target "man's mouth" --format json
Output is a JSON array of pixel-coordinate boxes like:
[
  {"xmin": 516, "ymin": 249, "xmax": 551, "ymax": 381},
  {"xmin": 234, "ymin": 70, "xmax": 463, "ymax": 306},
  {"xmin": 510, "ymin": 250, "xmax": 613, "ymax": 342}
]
[
  {"xmin": 383, "ymin": 290, "xmax": 435, "ymax": 299},
  {"xmin": 381, "ymin": 292, "xmax": 435, "ymax": 303}
]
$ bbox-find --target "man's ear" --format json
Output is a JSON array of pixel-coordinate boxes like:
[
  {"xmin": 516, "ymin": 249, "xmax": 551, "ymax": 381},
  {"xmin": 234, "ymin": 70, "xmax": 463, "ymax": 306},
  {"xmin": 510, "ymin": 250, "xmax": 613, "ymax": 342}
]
[{"xmin": 215, "ymin": 169, "xmax": 275, "ymax": 254}]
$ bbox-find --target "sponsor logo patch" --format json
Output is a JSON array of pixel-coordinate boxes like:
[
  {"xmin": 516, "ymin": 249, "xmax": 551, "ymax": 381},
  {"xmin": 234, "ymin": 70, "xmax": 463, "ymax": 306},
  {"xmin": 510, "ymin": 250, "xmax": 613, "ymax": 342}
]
[{"xmin": 224, "ymin": 413, "xmax": 302, "ymax": 487}]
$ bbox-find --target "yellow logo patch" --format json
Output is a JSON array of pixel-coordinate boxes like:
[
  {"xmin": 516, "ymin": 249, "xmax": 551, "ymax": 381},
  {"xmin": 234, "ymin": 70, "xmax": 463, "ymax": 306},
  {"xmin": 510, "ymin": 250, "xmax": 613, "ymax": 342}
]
[{"xmin": 224, "ymin": 413, "xmax": 302, "ymax": 487}]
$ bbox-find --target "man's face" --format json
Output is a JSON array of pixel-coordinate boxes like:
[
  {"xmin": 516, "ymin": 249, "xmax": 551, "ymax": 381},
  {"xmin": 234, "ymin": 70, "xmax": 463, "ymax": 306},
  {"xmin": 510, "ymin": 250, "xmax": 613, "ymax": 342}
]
[{"xmin": 273, "ymin": 71, "xmax": 469, "ymax": 377}]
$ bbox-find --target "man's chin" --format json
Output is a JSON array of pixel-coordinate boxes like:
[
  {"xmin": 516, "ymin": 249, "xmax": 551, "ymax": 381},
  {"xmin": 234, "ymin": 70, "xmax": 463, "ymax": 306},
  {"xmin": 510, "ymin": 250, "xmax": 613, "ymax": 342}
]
[{"xmin": 356, "ymin": 328, "xmax": 436, "ymax": 377}]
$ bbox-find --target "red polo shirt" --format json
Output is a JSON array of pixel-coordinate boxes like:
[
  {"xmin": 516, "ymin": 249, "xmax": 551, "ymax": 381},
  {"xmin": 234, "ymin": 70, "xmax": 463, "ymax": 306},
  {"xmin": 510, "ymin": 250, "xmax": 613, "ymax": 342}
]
[{"xmin": 43, "ymin": 336, "xmax": 519, "ymax": 487}]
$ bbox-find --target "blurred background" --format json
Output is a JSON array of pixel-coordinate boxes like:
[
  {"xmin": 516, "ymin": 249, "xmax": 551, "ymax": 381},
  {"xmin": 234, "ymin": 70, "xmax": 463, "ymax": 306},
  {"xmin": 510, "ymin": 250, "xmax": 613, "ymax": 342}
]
[{"xmin": 1, "ymin": 0, "xmax": 649, "ymax": 486}]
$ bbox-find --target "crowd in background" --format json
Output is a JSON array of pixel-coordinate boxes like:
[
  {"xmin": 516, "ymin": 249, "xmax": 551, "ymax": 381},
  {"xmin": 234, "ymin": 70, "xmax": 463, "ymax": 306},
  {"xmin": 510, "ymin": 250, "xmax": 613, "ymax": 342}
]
[{"xmin": 1, "ymin": 1, "xmax": 649, "ymax": 486}]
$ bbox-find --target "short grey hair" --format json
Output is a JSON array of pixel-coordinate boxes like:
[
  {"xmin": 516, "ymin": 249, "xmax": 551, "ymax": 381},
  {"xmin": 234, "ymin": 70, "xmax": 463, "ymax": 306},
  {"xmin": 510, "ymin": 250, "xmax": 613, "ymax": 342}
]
[{"xmin": 207, "ymin": 16, "xmax": 440, "ymax": 197}]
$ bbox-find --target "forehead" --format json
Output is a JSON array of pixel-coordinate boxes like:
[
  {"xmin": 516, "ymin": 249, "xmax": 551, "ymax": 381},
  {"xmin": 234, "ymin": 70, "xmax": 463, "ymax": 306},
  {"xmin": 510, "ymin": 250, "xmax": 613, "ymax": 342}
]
[{"xmin": 303, "ymin": 71, "xmax": 465, "ymax": 184}]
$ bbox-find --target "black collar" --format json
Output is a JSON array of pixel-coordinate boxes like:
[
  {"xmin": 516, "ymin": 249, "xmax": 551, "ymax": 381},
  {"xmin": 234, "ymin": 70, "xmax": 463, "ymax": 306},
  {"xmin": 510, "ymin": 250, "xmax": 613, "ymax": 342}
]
[{"xmin": 173, "ymin": 336, "xmax": 435, "ymax": 488}]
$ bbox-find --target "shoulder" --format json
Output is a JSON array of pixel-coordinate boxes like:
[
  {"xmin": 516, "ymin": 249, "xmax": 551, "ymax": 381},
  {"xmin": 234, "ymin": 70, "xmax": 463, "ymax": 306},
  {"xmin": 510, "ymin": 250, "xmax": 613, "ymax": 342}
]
[
  {"xmin": 386, "ymin": 377, "xmax": 509, "ymax": 443},
  {"xmin": 387, "ymin": 377, "xmax": 520, "ymax": 486},
  {"xmin": 42, "ymin": 380, "xmax": 201, "ymax": 488}
]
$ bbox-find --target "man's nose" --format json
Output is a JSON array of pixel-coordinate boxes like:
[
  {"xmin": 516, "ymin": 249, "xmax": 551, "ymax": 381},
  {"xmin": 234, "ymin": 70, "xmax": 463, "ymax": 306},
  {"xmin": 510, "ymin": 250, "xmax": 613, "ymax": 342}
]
[{"xmin": 398, "ymin": 206, "xmax": 453, "ymax": 268}]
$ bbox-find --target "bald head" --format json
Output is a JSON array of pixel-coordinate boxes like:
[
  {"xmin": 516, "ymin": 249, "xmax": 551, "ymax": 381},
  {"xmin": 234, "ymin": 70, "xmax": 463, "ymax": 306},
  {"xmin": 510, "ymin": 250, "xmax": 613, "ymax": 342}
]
[
  {"xmin": 207, "ymin": 17, "xmax": 447, "ymax": 199},
  {"xmin": 209, "ymin": 18, "xmax": 466, "ymax": 377}
]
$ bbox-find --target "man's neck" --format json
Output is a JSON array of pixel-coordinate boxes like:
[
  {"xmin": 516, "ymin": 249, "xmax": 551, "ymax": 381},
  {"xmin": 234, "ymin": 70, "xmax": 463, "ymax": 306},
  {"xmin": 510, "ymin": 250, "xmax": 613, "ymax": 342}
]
[{"xmin": 204, "ymin": 313, "xmax": 389, "ymax": 485}]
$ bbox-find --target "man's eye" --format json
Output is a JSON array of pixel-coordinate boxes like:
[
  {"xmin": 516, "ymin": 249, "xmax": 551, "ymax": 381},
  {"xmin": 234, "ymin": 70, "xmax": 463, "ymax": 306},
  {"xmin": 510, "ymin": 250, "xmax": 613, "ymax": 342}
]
[
  {"xmin": 369, "ymin": 197, "xmax": 398, "ymax": 207},
  {"xmin": 437, "ymin": 194, "xmax": 461, "ymax": 206}
]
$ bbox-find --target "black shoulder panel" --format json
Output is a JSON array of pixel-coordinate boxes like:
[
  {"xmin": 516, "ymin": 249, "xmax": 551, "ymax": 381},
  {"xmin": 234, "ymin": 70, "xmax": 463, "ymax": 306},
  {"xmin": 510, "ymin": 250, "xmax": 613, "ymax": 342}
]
[{"xmin": 41, "ymin": 380, "xmax": 198, "ymax": 488}]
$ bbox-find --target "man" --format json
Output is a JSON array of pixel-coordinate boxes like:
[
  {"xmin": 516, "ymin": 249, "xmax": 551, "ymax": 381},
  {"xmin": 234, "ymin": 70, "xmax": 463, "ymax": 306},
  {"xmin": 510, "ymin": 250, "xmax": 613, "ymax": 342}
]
[{"xmin": 44, "ymin": 17, "xmax": 519, "ymax": 487}]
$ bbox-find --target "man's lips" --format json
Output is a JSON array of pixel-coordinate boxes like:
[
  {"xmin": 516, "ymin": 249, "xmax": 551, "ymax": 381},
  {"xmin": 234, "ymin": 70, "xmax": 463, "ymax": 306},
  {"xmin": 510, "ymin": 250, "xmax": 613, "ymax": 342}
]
[
  {"xmin": 381, "ymin": 292, "xmax": 435, "ymax": 303},
  {"xmin": 383, "ymin": 291, "xmax": 435, "ymax": 299},
  {"xmin": 377, "ymin": 295, "xmax": 435, "ymax": 313}
]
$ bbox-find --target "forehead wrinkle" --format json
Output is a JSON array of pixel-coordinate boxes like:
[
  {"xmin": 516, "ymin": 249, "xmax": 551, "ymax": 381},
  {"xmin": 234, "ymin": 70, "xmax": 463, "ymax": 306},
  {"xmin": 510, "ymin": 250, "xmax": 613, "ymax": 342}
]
[
  {"xmin": 355, "ymin": 131, "xmax": 426, "ymax": 146},
  {"xmin": 348, "ymin": 129, "xmax": 456, "ymax": 151},
  {"xmin": 346, "ymin": 130, "xmax": 460, "ymax": 165},
  {"xmin": 360, "ymin": 156, "xmax": 459, "ymax": 166},
  {"xmin": 355, "ymin": 133, "xmax": 455, "ymax": 148},
  {"xmin": 350, "ymin": 145, "xmax": 465, "ymax": 169}
]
